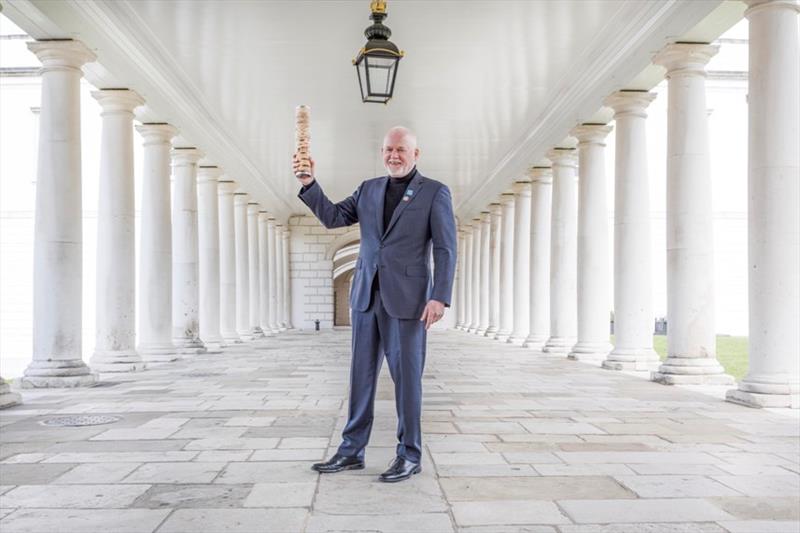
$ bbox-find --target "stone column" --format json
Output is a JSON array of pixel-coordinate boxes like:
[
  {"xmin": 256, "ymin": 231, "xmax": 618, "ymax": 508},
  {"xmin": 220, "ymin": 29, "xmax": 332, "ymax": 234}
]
[
  {"xmin": 477, "ymin": 211, "xmax": 491, "ymax": 335},
  {"xmin": 136, "ymin": 124, "xmax": 178, "ymax": 361},
  {"xmin": 281, "ymin": 227, "xmax": 294, "ymax": 329},
  {"xmin": 171, "ymin": 147, "xmax": 206, "ymax": 354},
  {"xmin": 543, "ymin": 149, "xmax": 579, "ymax": 354},
  {"xmin": 602, "ymin": 91, "xmax": 659, "ymax": 371},
  {"xmin": 651, "ymin": 43, "xmax": 733, "ymax": 385},
  {"xmin": 508, "ymin": 180, "xmax": 532, "ymax": 345},
  {"xmin": 455, "ymin": 228, "xmax": 467, "ymax": 329},
  {"xmin": 88, "ymin": 89, "xmax": 145, "ymax": 372},
  {"xmin": 468, "ymin": 219, "xmax": 482, "ymax": 333},
  {"xmin": 22, "ymin": 41, "xmax": 97, "ymax": 388},
  {"xmin": 247, "ymin": 202, "xmax": 264, "ymax": 338},
  {"xmin": 0, "ymin": 380, "xmax": 21, "ymax": 409},
  {"xmin": 197, "ymin": 165, "xmax": 224, "ymax": 351},
  {"xmin": 569, "ymin": 125, "xmax": 614, "ymax": 362},
  {"xmin": 257, "ymin": 212, "xmax": 273, "ymax": 336},
  {"xmin": 275, "ymin": 223, "xmax": 287, "ymax": 331},
  {"xmin": 496, "ymin": 192, "xmax": 515, "ymax": 341},
  {"xmin": 486, "ymin": 204, "xmax": 502, "ymax": 336},
  {"xmin": 234, "ymin": 193, "xmax": 252, "ymax": 339},
  {"xmin": 524, "ymin": 168, "xmax": 553, "ymax": 350},
  {"xmin": 728, "ymin": 0, "xmax": 800, "ymax": 408},
  {"xmin": 218, "ymin": 180, "xmax": 241, "ymax": 343},
  {"xmin": 267, "ymin": 217, "xmax": 280, "ymax": 332},
  {"xmin": 462, "ymin": 225, "xmax": 474, "ymax": 332}
]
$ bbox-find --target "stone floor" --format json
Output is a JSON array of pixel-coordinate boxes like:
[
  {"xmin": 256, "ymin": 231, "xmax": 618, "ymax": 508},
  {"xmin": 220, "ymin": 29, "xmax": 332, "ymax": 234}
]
[{"xmin": 0, "ymin": 329, "xmax": 798, "ymax": 533}]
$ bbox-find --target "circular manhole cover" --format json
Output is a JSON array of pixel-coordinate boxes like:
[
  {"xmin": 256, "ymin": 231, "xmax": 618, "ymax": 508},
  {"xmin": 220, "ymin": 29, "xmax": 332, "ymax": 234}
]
[{"xmin": 39, "ymin": 415, "xmax": 121, "ymax": 427}]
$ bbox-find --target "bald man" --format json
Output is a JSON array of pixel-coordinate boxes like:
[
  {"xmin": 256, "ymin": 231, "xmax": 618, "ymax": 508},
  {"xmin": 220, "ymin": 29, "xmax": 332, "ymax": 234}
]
[{"xmin": 294, "ymin": 127, "xmax": 457, "ymax": 482}]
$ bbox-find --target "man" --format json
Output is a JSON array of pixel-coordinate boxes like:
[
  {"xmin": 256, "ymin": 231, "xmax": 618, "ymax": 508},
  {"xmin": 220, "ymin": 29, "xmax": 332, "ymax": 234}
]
[{"xmin": 294, "ymin": 126, "xmax": 456, "ymax": 482}]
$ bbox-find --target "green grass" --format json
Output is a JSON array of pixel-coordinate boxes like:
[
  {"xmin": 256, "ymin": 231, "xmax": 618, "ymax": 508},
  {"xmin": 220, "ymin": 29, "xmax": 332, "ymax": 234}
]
[{"xmin": 611, "ymin": 335, "xmax": 749, "ymax": 381}]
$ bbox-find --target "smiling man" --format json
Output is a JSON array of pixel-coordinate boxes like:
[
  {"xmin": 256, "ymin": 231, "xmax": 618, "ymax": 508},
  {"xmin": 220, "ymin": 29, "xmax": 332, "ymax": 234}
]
[{"xmin": 294, "ymin": 126, "xmax": 457, "ymax": 482}]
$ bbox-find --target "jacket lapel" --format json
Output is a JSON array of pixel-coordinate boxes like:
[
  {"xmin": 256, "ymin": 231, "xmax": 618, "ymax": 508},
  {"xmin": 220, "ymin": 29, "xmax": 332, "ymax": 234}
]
[
  {"xmin": 382, "ymin": 174, "xmax": 425, "ymax": 240},
  {"xmin": 376, "ymin": 176, "xmax": 388, "ymax": 236}
]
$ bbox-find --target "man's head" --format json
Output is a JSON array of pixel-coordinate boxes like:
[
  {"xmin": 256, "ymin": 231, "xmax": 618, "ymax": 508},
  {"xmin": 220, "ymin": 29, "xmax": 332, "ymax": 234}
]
[{"xmin": 382, "ymin": 126, "xmax": 419, "ymax": 178}]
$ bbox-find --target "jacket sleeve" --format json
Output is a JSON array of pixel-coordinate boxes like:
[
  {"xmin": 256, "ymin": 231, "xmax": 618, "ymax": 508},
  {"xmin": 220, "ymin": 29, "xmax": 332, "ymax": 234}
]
[
  {"xmin": 429, "ymin": 184, "xmax": 457, "ymax": 306},
  {"xmin": 297, "ymin": 179, "xmax": 361, "ymax": 229}
]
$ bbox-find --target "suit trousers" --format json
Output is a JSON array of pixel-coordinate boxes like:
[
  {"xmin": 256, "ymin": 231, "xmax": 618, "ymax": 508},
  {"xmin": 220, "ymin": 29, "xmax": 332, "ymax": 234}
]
[{"xmin": 337, "ymin": 287, "xmax": 427, "ymax": 463}]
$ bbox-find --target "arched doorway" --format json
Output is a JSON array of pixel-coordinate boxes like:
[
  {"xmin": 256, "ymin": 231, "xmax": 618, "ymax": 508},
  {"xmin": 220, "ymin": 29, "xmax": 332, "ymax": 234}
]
[{"xmin": 331, "ymin": 239, "xmax": 359, "ymax": 327}]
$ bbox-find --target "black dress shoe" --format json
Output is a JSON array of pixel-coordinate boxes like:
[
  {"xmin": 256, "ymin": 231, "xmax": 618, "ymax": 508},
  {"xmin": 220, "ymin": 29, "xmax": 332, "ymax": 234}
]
[
  {"xmin": 378, "ymin": 456, "xmax": 421, "ymax": 483},
  {"xmin": 311, "ymin": 454, "xmax": 365, "ymax": 473}
]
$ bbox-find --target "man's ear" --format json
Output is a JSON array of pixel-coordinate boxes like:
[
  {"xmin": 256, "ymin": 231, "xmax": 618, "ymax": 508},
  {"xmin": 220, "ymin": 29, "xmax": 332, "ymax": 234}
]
[{"xmin": 414, "ymin": 148, "xmax": 420, "ymax": 160}]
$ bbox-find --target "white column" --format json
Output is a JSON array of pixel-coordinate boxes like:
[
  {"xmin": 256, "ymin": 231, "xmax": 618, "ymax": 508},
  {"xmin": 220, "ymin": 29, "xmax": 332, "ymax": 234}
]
[
  {"xmin": 281, "ymin": 226, "xmax": 294, "ymax": 329},
  {"xmin": 468, "ymin": 218, "xmax": 482, "ymax": 333},
  {"xmin": 22, "ymin": 41, "xmax": 97, "ymax": 387},
  {"xmin": 234, "ymin": 193, "xmax": 252, "ymax": 339},
  {"xmin": 651, "ymin": 43, "xmax": 733, "ymax": 385},
  {"xmin": 455, "ymin": 227, "xmax": 467, "ymax": 329},
  {"xmin": 508, "ymin": 180, "xmax": 532, "ymax": 345},
  {"xmin": 218, "ymin": 180, "xmax": 241, "ymax": 343},
  {"xmin": 136, "ymin": 124, "xmax": 178, "ymax": 361},
  {"xmin": 486, "ymin": 204, "xmax": 502, "ymax": 336},
  {"xmin": 495, "ymin": 192, "xmax": 515, "ymax": 341},
  {"xmin": 88, "ymin": 89, "xmax": 145, "ymax": 372},
  {"xmin": 171, "ymin": 147, "xmax": 206, "ymax": 354},
  {"xmin": 257, "ymin": 212, "xmax": 273, "ymax": 336},
  {"xmin": 275, "ymin": 223, "xmax": 287, "ymax": 331},
  {"xmin": 197, "ymin": 165, "xmax": 224, "ymax": 351},
  {"xmin": 267, "ymin": 217, "xmax": 280, "ymax": 332},
  {"xmin": 728, "ymin": 0, "xmax": 800, "ymax": 408},
  {"xmin": 569, "ymin": 125, "xmax": 614, "ymax": 362},
  {"xmin": 543, "ymin": 149, "xmax": 579, "ymax": 354},
  {"xmin": 247, "ymin": 202, "xmax": 264, "ymax": 337},
  {"xmin": 602, "ymin": 91, "xmax": 660, "ymax": 371},
  {"xmin": 477, "ymin": 211, "xmax": 491, "ymax": 335},
  {"xmin": 461, "ymin": 225, "xmax": 474, "ymax": 332},
  {"xmin": 524, "ymin": 168, "xmax": 553, "ymax": 350},
  {"xmin": 0, "ymin": 380, "xmax": 21, "ymax": 409}
]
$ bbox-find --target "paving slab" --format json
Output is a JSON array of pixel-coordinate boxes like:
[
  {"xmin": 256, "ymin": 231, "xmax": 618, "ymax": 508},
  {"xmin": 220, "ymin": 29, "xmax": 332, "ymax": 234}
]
[
  {"xmin": 440, "ymin": 475, "xmax": 635, "ymax": 501},
  {"xmin": 0, "ymin": 509, "xmax": 170, "ymax": 533},
  {"xmin": 450, "ymin": 500, "xmax": 570, "ymax": 526},
  {"xmin": 157, "ymin": 508, "xmax": 308, "ymax": 533},
  {"xmin": 557, "ymin": 498, "xmax": 735, "ymax": 523},
  {"xmin": 1, "ymin": 484, "xmax": 151, "ymax": 508}
]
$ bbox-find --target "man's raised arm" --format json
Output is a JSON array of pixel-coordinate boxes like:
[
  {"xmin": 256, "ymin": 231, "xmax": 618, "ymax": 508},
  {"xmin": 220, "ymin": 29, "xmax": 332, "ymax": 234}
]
[{"xmin": 294, "ymin": 155, "xmax": 360, "ymax": 229}]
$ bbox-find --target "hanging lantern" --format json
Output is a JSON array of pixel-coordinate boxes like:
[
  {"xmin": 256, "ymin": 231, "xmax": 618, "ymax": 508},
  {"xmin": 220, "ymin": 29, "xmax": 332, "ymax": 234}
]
[{"xmin": 353, "ymin": 0, "xmax": 404, "ymax": 104}]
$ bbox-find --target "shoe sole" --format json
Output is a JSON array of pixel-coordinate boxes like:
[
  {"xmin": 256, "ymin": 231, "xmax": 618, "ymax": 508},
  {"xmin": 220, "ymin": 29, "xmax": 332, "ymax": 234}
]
[
  {"xmin": 312, "ymin": 463, "xmax": 365, "ymax": 474},
  {"xmin": 378, "ymin": 466, "xmax": 422, "ymax": 483}
]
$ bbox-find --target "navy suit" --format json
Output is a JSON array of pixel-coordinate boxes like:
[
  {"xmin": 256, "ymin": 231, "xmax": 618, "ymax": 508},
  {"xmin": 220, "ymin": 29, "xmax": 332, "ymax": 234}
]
[{"xmin": 299, "ymin": 172, "xmax": 457, "ymax": 463}]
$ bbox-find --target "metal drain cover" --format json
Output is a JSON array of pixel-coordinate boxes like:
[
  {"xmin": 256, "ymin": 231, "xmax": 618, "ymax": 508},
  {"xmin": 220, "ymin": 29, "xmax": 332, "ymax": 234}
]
[{"xmin": 39, "ymin": 415, "xmax": 121, "ymax": 427}]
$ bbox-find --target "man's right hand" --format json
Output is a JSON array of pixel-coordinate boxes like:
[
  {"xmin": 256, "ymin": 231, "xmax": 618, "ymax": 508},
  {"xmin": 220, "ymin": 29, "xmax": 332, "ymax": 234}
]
[{"xmin": 292, "ymin": 153, "xmax": 315, "ymax": 186}]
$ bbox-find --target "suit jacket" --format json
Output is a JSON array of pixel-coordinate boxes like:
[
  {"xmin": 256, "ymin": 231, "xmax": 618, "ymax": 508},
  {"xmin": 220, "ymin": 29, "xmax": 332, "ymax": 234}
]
[{"xmin": 298, "ymin": 172, "xmax": 457, "ymax": 319}]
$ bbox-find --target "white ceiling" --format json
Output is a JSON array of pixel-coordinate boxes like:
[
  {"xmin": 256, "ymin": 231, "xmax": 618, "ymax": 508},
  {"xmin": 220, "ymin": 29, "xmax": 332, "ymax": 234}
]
[{"xmin": 4, "ymin": 0, "xmax": 743, "ymax": 222}]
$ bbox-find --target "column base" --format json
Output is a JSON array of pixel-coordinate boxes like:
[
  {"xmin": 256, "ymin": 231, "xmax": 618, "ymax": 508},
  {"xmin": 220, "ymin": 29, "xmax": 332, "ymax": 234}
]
[
  {"xmin": 484, "ymin": 326, "xmax": 498, "ymax": 337},
  {"xmin": 20, "ymin": 360, "xmax": 98, "ymax": 388},
  {"xmin": 651, "ymin": 357, "xmax": 735, "ymax": 385},
  {"xmin": 726, "ymin": 388, "xmax": 799, "ymax": 409},
  {"xmin": 476, "ymin": 327, "xmax": 488, "ymax": 336},
  {"xmin": 568, "ymin": 341, "xmax": 612, "ymax": 362},
  {"xmin": 173, "ymin": 337, "xmax": 207, "ymax": 354},
  {"xmin": 506, "ymin": 334, "xmax": 527, "ymax": 346},
  {"xmin": 221, "ymin": 334, "xmax": 244, "ymax": 344},
  {"xmin": 602, "ymin": 348, "xmax": 660, "ymax": 371},
  {"xmin": 522, "ymin": 334, "xmax": 547, "ymax": 350},
  {"xmin": 249, "ymin": 327, "xmax": 266, "ymax": 338},
  {"xmin": 137, "ymin": 342, "xmax": 179, "ymax": 363},
  {"xmin": 494, "ymin": 330, "xmax": 511, "ymax": 342},
  {"xmin": 90, "ymin": 350, "xmax": 146, "ymax": 373},
  {"xmin": 543, "ymin": 336, "xmax": 576, "ymax": 354},
  {"xmin": 202, "ymin": 342, "xmax": 225, "ymax": 354},
  {"xmin": 0, "ymin": 382, "xmax": 21, "ymax": 409}
]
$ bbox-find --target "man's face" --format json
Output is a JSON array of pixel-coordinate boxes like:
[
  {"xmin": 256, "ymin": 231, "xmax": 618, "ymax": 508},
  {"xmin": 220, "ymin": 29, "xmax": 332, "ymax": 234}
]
[{"xmin": 382, "ymin": 131, "xmax": 419, "ymax": 178}]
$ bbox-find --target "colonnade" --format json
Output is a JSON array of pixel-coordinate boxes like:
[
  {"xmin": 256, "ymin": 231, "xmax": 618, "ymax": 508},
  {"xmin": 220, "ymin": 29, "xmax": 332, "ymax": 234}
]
[
  {"xmin": 2, "ymin": 38, "xmax": 293, "ymax": 398},
  {"xmin": 454, "ymin": 0, "xmax": 799, "ymax": 409}
]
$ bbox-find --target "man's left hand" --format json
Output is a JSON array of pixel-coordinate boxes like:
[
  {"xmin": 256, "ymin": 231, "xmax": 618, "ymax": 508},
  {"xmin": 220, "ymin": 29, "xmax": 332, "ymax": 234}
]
[{"xmin": 420, "ymin": 300, "xmax": 446, "ymax": 330}]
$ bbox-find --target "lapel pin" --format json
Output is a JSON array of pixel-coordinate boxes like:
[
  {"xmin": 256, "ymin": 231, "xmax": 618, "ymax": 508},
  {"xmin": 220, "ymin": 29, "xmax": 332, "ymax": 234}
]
[{"xmin": 406, "ymin": 189, "xmax": 414, "ymax": 195}]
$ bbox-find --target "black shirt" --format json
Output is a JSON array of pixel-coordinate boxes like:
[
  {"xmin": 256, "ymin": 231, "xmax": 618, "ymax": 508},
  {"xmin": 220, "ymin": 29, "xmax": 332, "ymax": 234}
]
[{"xmin": 383, "ymin": 167, "xmax": 417, "ymax": 231}]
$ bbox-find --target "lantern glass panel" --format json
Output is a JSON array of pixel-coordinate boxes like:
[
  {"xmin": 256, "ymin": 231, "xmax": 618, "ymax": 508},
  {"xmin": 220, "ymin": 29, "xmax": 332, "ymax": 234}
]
[{"xmin": 365, "ymin": 54, "xmax": 397, "ymax": 97}]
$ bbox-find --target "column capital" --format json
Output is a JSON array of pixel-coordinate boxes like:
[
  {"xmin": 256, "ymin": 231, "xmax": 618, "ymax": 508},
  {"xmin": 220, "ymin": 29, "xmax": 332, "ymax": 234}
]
[
  {"xmin": 479, "ymin": 211, "xmax": 491, "ymax": 223},
  {"xmin": 500, "ymin": 191, "xmax": 516, "ymax": 205},
  {"xmin": 197, "ymin": 166, "xmax": 222, "ymax": 183},
  {"xmin": 233, "ymin": 192, "xmax": 249, "ymax": 205},
  {"xmin": 489, "ymin": 202, "xmax": 502, "ymax": 215},
  {"xmin": 653, "ymin": 42, "xmax": 718, "ymax": 78},
  {"xmin": 92, "ymin": 89, "xmax": 144, "ymax": 115},
  {"xmin": 171, "ymin": 147, "xmax": 203, "ymax": 166},
  {"xmin": 604, "ymin": 90, "xmax": 657, "ymax": 119},
  {"xmin": 247, "ymin": 202, "xmax": 260, "ymax": 215},
  {"xmin": 745, "ymin": 0, "xmax": 800, "ymax": 17},
  {"xmin": 511, "ymin": 180, "xmax": 532, "ymax": 195},
  {"xmin": 136, "ymin": 123, "xmax": 178, "ymax": 144},
  {"xmin": 258, "ymin": 211, "xmax": 270, "ymax": 222},
  {"xmin": 27, "ymin": 40, "xmax": 96, "ymax": 72},
  {"xmin": 570, "ymin": 124, "xmax": 613, "ymax": 145},
  {"xmin": 546, "ymin": 148, "xmax": 578, "ymax": 167},
  {"xmin": 218, "ymin": 180, "xmax": 238, "ymax": 194},
  {"xmin": 528, "ymin": 166, "xmax": 553, "ymax": 184}
]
